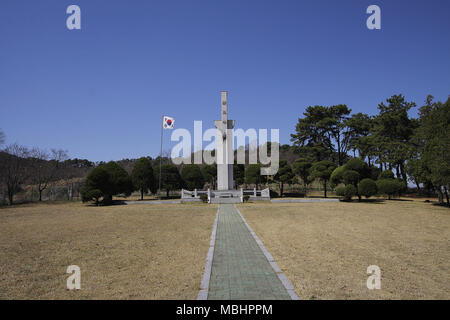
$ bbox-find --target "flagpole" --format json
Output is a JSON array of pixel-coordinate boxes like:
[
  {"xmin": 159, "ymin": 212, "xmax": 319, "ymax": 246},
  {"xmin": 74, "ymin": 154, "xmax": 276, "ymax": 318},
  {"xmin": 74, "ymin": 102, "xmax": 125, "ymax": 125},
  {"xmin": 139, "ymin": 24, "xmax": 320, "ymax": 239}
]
[{"xmin": 159, "ymin": 115, "xmax": 163, "ymax": 199}]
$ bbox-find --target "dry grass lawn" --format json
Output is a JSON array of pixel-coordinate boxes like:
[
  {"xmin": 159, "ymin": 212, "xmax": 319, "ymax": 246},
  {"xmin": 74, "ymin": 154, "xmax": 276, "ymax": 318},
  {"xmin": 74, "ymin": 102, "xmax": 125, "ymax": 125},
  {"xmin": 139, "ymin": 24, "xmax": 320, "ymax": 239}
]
[
  {"xmin": 0, "ymin": 202, "xmax": 216, "ymax": 299},
  {"xmin": 237, "ymin": 200, "xmax": 450, "ymax": 300}
]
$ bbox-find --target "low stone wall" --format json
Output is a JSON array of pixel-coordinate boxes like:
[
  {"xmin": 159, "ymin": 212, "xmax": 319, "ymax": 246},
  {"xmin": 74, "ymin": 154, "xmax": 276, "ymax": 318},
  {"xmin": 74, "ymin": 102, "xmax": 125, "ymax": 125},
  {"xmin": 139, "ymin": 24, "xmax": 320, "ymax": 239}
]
[
  {"xmin": 180, "ymin": 198, "xmax": 201, "ymax": 203},
  {"xmin": 249, "ymin": 196, "xmax": 271, "ymax": 201}
]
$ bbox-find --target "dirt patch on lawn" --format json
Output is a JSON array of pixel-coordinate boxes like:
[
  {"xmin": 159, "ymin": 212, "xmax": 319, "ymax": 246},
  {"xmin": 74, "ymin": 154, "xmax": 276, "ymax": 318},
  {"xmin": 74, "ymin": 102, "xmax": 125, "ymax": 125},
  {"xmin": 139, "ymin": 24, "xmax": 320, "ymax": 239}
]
[
  {"xmin": 0, "ymin": 202, "xmax": 216, "ymax": 299},
  {"xmin": 237, "ymin": 200, "xmax": 449, "ymax": 299}
]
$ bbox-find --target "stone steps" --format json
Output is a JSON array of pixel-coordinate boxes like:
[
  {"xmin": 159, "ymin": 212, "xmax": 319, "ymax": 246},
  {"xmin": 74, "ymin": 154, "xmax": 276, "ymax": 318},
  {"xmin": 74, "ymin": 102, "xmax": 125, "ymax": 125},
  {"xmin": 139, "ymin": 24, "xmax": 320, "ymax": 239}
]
[{"xmin": 209, "ymin": 197, "xmax": 241, "ymax": 204}]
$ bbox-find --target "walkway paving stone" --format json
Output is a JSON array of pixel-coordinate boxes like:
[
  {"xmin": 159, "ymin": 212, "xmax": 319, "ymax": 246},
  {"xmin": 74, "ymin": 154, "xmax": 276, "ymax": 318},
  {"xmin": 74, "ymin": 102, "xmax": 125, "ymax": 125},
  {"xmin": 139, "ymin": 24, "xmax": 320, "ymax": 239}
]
[{"xmin": 207, "ymin": 204, "xmax": 292, "ymax": 300}]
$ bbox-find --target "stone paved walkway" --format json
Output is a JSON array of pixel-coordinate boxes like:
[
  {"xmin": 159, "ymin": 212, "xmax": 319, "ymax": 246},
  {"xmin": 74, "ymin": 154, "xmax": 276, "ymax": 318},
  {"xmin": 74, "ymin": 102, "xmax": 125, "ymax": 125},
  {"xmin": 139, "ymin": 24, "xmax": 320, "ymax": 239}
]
[{"xmin": 207, "ymin": 204, "xmax": 293, "ymax": 300}]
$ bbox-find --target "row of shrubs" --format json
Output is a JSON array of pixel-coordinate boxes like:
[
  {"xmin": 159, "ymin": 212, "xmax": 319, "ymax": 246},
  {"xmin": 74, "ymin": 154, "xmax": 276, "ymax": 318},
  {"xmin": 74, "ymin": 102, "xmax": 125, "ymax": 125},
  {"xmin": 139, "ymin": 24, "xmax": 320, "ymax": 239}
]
[
  {"xmin": 336, "ymin": 178, "xmax": 406, "ymax": 201},
  {"xmin": 329, "ymin": 158, "xmax": 407, "ymax": 201}
]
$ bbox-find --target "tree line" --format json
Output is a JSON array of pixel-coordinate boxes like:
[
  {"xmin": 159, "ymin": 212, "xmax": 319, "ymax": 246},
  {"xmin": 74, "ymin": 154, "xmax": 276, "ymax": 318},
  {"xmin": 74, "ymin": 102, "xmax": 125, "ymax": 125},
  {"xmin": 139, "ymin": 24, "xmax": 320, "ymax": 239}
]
[
  {"xmin": 0, "ymin": 145, "xmax": 68, "ymax": 204},
  {"xmin": 80, "ymin": 159, "xmax": 244, "ymax": 205},
  {"xmin": 0, "ymin": 130, "xmax": 99, "ymax": 205},
  {"xmin": 284, "ymin": 93, "xmax": 449, "ymax": 204},
  {"xmin": 1, "ymin": 93, "xmax": 448, "ymax": 205}
]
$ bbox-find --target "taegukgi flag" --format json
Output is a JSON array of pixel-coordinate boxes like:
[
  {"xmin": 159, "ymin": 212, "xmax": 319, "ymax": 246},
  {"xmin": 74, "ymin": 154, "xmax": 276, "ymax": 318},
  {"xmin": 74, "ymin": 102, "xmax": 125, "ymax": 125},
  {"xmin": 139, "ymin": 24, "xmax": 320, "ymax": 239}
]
[{"xmin": 162, "ymin": 116, "xmax": 175, "ymax": 129}]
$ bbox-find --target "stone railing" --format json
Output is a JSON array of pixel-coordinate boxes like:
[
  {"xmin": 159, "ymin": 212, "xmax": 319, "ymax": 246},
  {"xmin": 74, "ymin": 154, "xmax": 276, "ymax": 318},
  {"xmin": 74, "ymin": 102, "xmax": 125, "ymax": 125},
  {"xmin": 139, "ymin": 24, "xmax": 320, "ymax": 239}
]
[
  {"xmin": 181, "ymin": 188, "xmax": 271, "ymax": 203},
  {"xmin": 242, "ymin": 188, "xmax": 270, "ymax": 199},
  {"xmin": 181, "ymin": 189, "xmax": 208, "ymax": 202}
]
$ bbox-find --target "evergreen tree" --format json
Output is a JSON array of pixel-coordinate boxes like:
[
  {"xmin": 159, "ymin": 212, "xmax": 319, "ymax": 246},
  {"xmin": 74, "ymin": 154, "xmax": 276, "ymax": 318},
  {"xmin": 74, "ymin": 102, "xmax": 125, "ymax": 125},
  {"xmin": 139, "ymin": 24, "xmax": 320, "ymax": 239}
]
[
  {"xmin": 309, "ymin": 160, "xmax": 336, "ymax": 198},
  {"xmin": 131, "ymin": 157, "xmax": 155, "ymax": 200},
  {"xmin": 291, "ymin": 106, "xmax": 334, "ymax": 162},
  {"xmin": 245, "ymin": 164, "xmax": 265, "ymax": 189},
  {"xmin": 201, "ymin": 164, "xmax": 217, "ymax": 189},
  {"xmin": 293, "ymin": 158, "xmax": 313, "ymax": 194},
  {"xmin": 274, "ymin": 160, "xmax": 294, "ymax": 197},
  {"xmin": 345, "ymin": 113, "xmax": 373, "ymax": 162},
  {"xmin": 372, "ymin": 94, "xmax": 417, "ymax": 180},
  {"xmin": 154, "ymin": 163, "xmax": 183, "ymax": 198},
  {"xmin": 233, "ymin": 164, "xmax": 245, "ymax": 188},
  {"xmin": 412, "ymin": 95, "xmax": 450, "ymax": 203},
  {"xmin": 181, "ymin": 164, "xmax": 205, "ymax": 190},
  {"xmin": 81, "ymin": 161, "xmax": 133, "ymax": 205}
]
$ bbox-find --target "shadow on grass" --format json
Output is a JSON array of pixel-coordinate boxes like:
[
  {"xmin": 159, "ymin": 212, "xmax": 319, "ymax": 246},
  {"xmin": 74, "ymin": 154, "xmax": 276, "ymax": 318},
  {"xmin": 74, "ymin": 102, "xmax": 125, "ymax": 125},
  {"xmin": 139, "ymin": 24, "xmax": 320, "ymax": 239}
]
[
  {"xmin": 1, "ymin": 199, "xmax": 81, "ymax": 208},
  {"xmin": 357, "ymin": 199, "xmax": 386, "ymax": 204},
  {"xmin": 345, "ymin": 198, "xmax": 418, "ymax": 204},
  {"xmin": 84, "ymin": 200, "xmax": 127, "ymax": 207},
  {"xmin": 342, "ymin": 198, "xmax": 420, "ymax": 204},
  {"xmin": 432, "ymin": 202, "xmax": 450, "ymax": 208},
  {"xmin": 338, "ymin": 199, "xmax": 386, "ymax": 204},
  {"xmin": 306, "ymin": 195, "xmax": 340, "ymax": 199}
]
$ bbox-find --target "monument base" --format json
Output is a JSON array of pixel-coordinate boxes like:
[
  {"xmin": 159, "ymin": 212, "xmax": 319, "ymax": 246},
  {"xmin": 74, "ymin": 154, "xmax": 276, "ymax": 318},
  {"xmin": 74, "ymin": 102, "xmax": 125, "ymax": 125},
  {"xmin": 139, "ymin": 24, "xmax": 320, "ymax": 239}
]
[
  {"xmin": 180, "ymin": 188, "xmax": 270, "ymax": 203},
  {"xmin": 209, "ymin": 190, "xmax": 242, "ymax": 204}
]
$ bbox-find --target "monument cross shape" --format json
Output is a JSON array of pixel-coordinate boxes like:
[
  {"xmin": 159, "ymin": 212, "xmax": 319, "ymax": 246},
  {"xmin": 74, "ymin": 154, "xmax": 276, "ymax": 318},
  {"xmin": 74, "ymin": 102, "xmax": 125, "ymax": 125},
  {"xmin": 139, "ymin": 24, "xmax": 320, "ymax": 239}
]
[{"xmin": 214, "ymin": 91, "xmax": 235, "ymax": 190}]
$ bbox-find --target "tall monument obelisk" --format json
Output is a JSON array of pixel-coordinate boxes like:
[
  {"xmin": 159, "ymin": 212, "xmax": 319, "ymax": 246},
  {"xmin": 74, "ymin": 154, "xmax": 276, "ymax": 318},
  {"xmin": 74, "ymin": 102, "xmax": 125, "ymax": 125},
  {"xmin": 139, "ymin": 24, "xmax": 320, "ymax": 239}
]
[{"xmin": 214, "ymin": 91, "xmax": 235, "ymax": 190}]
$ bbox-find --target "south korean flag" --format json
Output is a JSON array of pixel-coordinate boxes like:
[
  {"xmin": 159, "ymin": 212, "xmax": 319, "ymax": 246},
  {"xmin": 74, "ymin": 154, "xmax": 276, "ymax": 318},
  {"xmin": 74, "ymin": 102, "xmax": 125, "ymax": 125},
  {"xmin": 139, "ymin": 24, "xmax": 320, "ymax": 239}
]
[{"xmin": 162, "ymin": 116, "xmax": 175, "ymax": 129}]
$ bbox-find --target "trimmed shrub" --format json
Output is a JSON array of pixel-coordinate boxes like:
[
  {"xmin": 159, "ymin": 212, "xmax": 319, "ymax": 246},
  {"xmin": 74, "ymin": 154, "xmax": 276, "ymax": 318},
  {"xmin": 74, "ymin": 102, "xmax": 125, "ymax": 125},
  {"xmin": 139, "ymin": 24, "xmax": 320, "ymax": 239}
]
[
  {"xmin": 330, "ymin": 166, "xmax": 345, "ymax": 186},
  {"xmin": 331, "ymin": 159, "xmax": 371, "ymax": 190},
  {"xmin": 395, "ymin": 179, "xmax": 407, "ymax": 194},
  {"xmin": 336, "ymin": 184, "xmax": 356, "ymax": 201},
  {"xmin": 199, "ymin": 194, "xmax": 208, "ymax": 203},
  {"xmin": 344, "ymin": 158, "xmax": 370, "ymax": 178},
  {"xmin": 335, "ymin": 186, "xmax": 346, "ymax": 197},
  {"xmin": 343, "ymin": 170, "xmax": 360, "ymax": 186},
  {"xmin": 269, "ymin": 189, "xmax": 279, "ymax": 198},
  {"xmin": 376, "ymin": 179, "xmax": 400, "ymax": 199},
  {"xmin": 283, "ymin": 192, "xmax": 306, "ymax": 198},
  {"xmin": 378, "ymin": 170, "xmax": 395, "ymax": 180},
  {"xmin": 81, "ymin": 188, "xmax": 102, "ymax": 205},
  {"xmin": 370, "ymin": 166, "xmax": 382, "ymax": 181},
  {"xmin": 358, "ymin": 178, "xmax": 377, "ymax": 198}
]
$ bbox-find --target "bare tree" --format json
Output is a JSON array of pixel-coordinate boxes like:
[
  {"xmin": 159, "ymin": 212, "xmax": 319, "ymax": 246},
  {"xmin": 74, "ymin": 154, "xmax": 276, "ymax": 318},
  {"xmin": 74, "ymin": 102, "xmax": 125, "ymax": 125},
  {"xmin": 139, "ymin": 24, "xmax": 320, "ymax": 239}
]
[
  {"xmin": 1, "ymin": 144, "xmax": 30, "ymax": 205},
  {"xmin": 30, "ymin": 148, "xmax": 68, "ymax": 201}
]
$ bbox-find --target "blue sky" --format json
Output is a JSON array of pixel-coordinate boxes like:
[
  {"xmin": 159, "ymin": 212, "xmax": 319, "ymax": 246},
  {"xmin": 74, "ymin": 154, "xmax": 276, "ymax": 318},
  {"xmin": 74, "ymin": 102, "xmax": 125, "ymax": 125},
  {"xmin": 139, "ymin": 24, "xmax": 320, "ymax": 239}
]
[{"xmin": 0, "ymin": 0, "xmax": 449, "ymax": 161}]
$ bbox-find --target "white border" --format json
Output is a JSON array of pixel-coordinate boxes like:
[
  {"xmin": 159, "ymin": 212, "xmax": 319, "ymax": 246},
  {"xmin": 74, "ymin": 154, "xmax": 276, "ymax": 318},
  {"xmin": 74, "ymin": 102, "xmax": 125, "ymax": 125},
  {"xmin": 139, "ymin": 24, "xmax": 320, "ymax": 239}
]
[{"xmin": 196, "ymin": 207, "xmax": 219, "ymax": 300}]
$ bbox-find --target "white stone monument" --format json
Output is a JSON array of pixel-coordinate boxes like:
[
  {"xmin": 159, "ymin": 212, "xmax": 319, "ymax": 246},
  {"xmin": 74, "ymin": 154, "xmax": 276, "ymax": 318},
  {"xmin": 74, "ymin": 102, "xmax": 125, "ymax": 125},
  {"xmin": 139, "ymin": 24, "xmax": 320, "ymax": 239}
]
[
  {"xmin": 214, "ymin": 91, "xmax": 235, "ymax": 190},
  {"xmin": 180, "ymin": 91, "xmax": 270, "ymax": 203}
]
